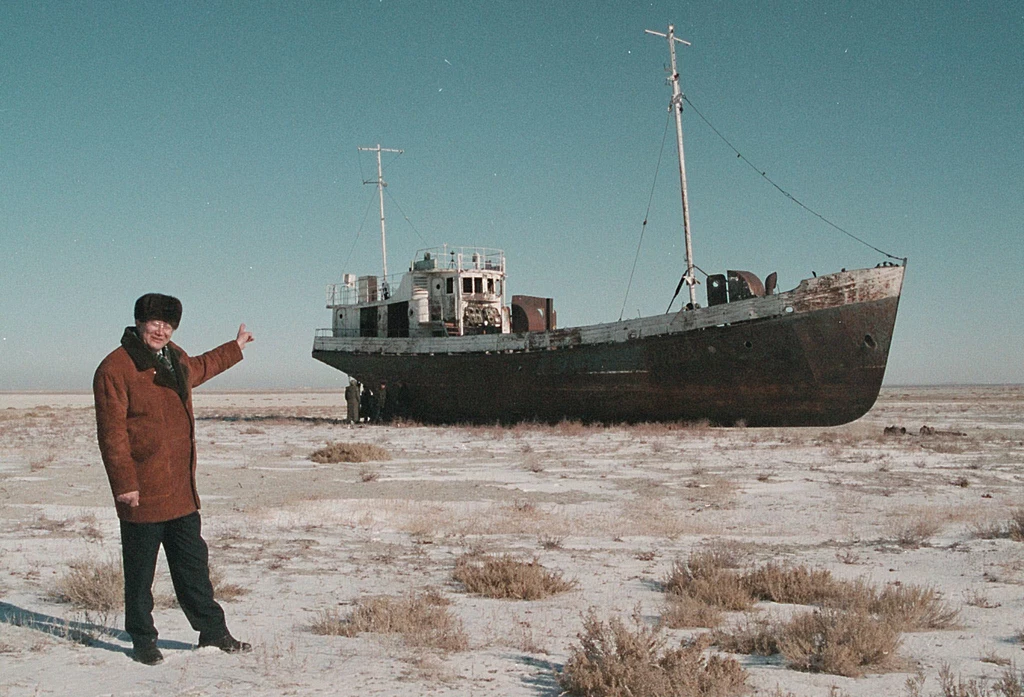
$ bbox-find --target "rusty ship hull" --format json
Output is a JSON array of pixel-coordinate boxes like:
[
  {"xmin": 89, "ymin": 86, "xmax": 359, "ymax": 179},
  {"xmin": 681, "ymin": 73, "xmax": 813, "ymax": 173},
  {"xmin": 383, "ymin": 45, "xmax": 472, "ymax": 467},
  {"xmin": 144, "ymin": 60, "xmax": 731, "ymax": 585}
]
[{"xmin": 313, "ymin": 264, "xmax": 904, "ymax": 427}]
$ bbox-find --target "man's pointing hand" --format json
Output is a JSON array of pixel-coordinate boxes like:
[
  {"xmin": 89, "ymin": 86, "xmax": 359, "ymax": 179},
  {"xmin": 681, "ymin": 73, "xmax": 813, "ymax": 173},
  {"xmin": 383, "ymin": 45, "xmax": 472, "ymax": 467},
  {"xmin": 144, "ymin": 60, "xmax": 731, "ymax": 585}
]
[{"xmin": 236, "ymin": 324, "xmax": 254, "ymax": 350}]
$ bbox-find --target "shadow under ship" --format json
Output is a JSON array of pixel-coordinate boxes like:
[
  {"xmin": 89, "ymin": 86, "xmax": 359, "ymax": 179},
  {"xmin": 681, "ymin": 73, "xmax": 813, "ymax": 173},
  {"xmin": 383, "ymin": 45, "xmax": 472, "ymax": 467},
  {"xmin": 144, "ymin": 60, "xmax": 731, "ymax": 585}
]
[{"xmin": 312, "ymin": 26, "xmax": 905, "ymax": 427}]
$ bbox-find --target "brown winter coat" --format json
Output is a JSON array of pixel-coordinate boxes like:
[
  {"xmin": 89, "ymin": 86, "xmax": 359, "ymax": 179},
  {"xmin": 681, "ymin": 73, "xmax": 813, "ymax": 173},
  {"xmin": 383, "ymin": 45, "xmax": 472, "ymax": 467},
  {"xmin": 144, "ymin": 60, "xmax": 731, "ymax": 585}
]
[{"xmin": 93, "ymin": 327, "xmax": 243, "ymax": 523}]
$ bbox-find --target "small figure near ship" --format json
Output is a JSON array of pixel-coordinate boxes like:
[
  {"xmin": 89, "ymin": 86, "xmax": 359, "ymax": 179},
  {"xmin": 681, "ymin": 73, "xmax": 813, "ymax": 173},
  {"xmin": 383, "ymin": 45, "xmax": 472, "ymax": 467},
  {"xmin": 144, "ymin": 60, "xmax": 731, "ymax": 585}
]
[{"xmin": 314, "ymin": 26, "xmax": 906, "ymax": 427}]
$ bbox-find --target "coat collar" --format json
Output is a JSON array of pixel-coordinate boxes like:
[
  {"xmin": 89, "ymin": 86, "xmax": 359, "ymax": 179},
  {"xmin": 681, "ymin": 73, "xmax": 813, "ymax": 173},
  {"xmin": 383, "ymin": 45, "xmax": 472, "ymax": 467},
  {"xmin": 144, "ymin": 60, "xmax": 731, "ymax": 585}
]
[{"xmin": 120, "ymin": 327, "xmax": 190, "ymax": 399}]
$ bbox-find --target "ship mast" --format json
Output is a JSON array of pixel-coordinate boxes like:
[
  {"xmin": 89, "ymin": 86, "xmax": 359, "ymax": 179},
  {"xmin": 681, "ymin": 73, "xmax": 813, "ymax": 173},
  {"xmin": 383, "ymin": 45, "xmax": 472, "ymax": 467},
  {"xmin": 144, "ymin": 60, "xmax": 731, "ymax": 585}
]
[
  {"xmin": 358, "ymin": 144, "xmax": 403, "ymax": 289},
  {"xmin": 645, "ymin": 25, "xmax": 697, "ymax": 307}
]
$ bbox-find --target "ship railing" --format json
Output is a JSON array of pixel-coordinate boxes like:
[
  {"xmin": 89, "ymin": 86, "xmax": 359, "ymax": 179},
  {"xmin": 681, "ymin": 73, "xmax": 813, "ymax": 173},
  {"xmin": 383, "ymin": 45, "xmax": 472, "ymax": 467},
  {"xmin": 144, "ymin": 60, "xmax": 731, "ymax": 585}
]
[
  {"xmin": 413, "ymin": 245, "xmax": 505, "ymax": 274},
  {"xmin": 326, "ymin": 271, "xmax": 404, "ymax": 307},
  {"xmin": 316, "ymin": 328, "xmax": 367, "ymax": 339}
]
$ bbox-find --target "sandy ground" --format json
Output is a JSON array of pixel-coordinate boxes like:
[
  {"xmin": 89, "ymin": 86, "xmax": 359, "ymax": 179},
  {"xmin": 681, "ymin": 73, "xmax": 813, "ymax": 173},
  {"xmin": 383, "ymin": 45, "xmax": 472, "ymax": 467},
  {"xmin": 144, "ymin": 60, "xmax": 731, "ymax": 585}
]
[{"xmin": 1, "ymin": 386, "xmax": 1023, "ymax": 696}]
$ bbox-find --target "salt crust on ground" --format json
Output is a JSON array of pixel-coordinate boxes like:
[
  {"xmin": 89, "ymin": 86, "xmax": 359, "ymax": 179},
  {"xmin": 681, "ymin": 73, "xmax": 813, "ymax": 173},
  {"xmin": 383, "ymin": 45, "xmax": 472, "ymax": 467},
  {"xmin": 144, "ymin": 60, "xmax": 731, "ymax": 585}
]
[{"xmin": 1, "ymin": 386, "xmax": 1022, "ymax": 696}]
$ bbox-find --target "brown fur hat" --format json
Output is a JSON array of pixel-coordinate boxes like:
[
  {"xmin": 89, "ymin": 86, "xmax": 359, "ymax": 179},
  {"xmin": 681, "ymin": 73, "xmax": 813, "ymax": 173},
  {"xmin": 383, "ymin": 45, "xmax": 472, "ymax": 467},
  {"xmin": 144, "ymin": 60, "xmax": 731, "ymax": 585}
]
[{"xmin": 134, "ymin": 293, "xmax": 182, "ymax": 329}]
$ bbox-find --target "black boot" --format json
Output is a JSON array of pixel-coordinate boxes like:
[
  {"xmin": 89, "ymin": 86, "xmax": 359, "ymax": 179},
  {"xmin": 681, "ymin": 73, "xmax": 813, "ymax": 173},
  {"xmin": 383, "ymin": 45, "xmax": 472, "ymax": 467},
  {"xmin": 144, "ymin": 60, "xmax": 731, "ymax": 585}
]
[
  {"xmin": 132, "ymin": 640, "xmax": 164, "ymax": 665},
  {"xmin": 198, "ymin": 633, "xmax": 252, "ymax": 653}
]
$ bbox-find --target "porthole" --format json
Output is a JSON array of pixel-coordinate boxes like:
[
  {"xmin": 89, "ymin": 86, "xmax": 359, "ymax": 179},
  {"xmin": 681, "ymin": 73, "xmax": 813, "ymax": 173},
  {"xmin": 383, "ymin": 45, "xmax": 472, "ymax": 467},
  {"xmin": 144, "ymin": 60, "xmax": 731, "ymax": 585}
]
[
  {"xmin": 744, "ymin": 341, "xmax": 753, "ymax": 349},
  {"xmin": 863, "ymin": 334, "xmax": 876, "ymax": 349},
  {"xmin": 784, "ymin": 306, "xmax": 794, "ymax": 314}
]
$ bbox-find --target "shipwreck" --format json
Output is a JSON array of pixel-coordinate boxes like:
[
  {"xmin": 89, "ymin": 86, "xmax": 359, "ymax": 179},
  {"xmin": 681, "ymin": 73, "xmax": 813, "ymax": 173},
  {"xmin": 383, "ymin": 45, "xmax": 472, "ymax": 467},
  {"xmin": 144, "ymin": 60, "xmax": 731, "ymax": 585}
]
[{"xmin": 312, "ymin": 25, "xmax": 905, "ymax": 426}]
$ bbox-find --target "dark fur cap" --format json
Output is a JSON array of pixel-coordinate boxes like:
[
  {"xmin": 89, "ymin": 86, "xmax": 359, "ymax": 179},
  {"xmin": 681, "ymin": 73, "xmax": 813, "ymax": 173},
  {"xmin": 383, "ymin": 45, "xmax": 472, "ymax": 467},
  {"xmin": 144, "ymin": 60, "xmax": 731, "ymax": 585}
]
[{"xmin": 134, "ymin": 293, "xmax": 182, "ymax": 329}]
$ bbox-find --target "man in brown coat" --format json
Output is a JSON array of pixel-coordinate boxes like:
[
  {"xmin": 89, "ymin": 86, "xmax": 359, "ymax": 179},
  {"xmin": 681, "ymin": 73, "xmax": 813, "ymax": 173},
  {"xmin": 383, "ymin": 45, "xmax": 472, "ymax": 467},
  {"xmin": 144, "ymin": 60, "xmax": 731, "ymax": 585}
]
[{"xmin": 94, "ymin": 293, "xmax": 254, "ymax": 665}]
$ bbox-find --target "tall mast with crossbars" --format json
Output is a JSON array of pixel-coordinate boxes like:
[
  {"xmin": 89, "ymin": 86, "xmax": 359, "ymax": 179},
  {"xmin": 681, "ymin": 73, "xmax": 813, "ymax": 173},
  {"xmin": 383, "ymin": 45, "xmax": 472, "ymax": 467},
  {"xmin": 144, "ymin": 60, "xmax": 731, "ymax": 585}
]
[
  {"xmin": 358, "ymin": 144, "xmax": 403, "ymax": 286},
  {"xmin": 644, "ymin": 25, "xmax": 696, "ymax": 307}
]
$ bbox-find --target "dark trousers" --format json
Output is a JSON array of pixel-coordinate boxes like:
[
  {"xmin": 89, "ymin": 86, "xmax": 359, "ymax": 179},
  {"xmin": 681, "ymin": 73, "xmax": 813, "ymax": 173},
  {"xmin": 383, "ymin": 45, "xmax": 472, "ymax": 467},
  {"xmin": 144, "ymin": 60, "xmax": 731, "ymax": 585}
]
[{"xmin": 120, "ymin": 512, "xmax": 227, "ymax": 644}]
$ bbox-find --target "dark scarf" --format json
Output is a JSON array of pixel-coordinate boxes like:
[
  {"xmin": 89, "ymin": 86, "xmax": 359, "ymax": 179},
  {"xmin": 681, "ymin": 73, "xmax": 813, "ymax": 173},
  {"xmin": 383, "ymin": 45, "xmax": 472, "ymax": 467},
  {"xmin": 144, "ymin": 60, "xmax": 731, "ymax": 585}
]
[{"xmin": 120, "ymin": 327, "xmax": 190, "ymax": 401}]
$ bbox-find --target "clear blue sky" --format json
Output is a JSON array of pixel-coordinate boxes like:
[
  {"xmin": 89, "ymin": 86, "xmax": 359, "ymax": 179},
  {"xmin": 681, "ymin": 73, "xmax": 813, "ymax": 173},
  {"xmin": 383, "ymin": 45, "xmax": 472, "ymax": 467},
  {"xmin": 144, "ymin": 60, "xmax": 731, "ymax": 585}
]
[{"xmin": 2, "ymin": 1, "xmax": 1021, "ymax": 391}]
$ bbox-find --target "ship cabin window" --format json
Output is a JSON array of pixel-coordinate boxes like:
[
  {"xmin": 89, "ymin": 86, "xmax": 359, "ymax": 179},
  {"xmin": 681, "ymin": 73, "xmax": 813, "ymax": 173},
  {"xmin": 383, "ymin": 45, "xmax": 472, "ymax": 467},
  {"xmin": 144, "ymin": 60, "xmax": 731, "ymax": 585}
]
[
  {"xmin": 446, "ymin": 277, "xmax": 454, "ymax": 294},
  {"xmin": 487, "ymin": 278, "xmax": 494, "ymax": 294},
  {"xmin": 474, "ymin": 277, "xmax": 483, "ymax": 294},
  {"xmin": 463, "ymin": 277, "xmax": 473, "ymax": 293}
]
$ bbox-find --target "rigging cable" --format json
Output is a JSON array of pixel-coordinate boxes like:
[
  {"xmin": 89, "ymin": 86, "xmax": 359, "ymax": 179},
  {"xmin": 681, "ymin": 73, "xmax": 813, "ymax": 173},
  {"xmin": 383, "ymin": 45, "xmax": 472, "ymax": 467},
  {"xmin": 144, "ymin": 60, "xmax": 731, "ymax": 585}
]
[
  {"xmin": 620, "ymin": 109, "xmax": 673, "ymax": 322},
  {"xmin": 384, "ymin": 187, "xmax": 431, "ymax": 248},
  {"xmin": 681, "ymin": 95, "xmax": 906, "ymax": 263},
  {"xmin": 339, "ymin": 189, "xmax": 383, "ymax": 274},
  {"xmin": 343, "ymin": 149, "xmax": 416, "ymax": 273},
  {"xmin": 666, "ymin": 263, "xmax": 713, "ymax": 313}
]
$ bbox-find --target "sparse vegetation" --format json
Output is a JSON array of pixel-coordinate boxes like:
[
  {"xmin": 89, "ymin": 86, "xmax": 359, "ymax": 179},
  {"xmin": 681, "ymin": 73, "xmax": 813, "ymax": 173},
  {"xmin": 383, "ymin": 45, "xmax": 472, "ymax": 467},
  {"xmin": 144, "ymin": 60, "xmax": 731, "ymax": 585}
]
[
  {"xmin": 972, "ymin": 509, "xmax": 1024, "ymax": 542},
  {"xmin": 980, "ymin": 650, "xmax": 1012, "ymax": 667},
  {"xmin": 310, "ymin": 441, "xmax": 391, "ymax": 463},
  {"xmin": 963, "ymin": 589, "xmax": 1000, "ymax": 608},
  {"xmin": 209, "ymin": 566, "xmax": 250, "ymax": 602},
  {"xmin": 911, "ymin": 663, "xmax": 1024, "ymax": 697},
  {"xmin": 669, "ymin": 553, "xmax": 958, "ymax": 677},
  {"xmin": 539, "ymin": 535, "xmax": 564, "ymax": 550},
  {"xmin": 311, "ymin": 591, "xmax": 468, "ymax": 652},
  {"xmin": 886, "ymin": 514, "xmax": 943, "ymax": 548},
  {"xmin": 741, "ymin": 561, "xmax": 839, "ymax": 605},
  {"xmin": 559, "ymin": 608, "xmax": 747, "ymax": 697},
  {"xmin": 48, "ymin": 557, "xmax": 122, "ymax": 612},
  {"xmin": 777, "ymin": 607, "xmax": 902, "ymax": 677},
  {"xmin": 859, "ymin": 582, "xmax": 959, "ymax": 632},
  {"xmin": 712, "ymin": 614, "xmax": 781, "ymax": 656},
  {"xmin": 718, "ymin": 607, "xmax": 903, "ymax": 677},
  {"xmin": 453, "ymin": 553, "xmax": 576, "ymax": 600},
  {"xmin": 660, "ymin": 593, "xmax": 723, "ymax": 629},
  {"xmin": 5, "ymin": 388, "xmax": 1022, "ymax": 695},
  {"xmin": 664, "ymin": 551, "xmax": 753, "ymax": 611}
]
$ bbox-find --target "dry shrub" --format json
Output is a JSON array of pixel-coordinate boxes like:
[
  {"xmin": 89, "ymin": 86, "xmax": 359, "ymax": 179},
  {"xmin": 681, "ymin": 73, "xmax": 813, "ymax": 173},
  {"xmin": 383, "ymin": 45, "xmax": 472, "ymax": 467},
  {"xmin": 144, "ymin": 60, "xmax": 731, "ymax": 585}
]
[
  {"xmin": 539, "ymin": 535, "xmax": 564, "ymax": 550},
  {"xmin": 822, "ymin": 579, "xmax": 958, "ymax": 631},
  {"xmin": 1010, "ymin": 510, "xmax": 1024, "ymax": 541},
  {"xmin": 972, "ymin": 509, "xmax": 1024, "ymax": 542},
  {"xmin": 981, "ymin": 650, "xmax": 1012, "ymax": 667},
  {"xmin": 400, "ymin": 652, "xmax": 457, "ymax": 683},
  {"xmin": 963, "ymin": 589, "xmax": 999, "ymax": 609},
  {"xmin": 886, "ymin": 513, "xmax": 943, "ymax": 548},
  {"xmin": 559, "ymin": 608, "xmax": 747, "ymax": 697},
  {"xmin": 660, "ymin": 594, "xmax": 723, "ymax": 630},
  {"xmin": 209, "ymin": 566, "xmax": 249, "ymax": 602},
  {"xmin": 777, "ymin": 608, "xmax": 902, "ymax": 677},
  {"xmin": 740, "ymin": 562, "xmax": 839, "ymax": 605},
  {"xmin": 933, "ymin": 663, "xmax": 1024, "ymax": 697},
  {"xmin": 664, "ymin": 552, "xmax": 753, "ymax": 611},
  {"xmin": 626, "ymin": 419, "xmax": 713, "ymax": 436},
  {"xmin": 667, "ymin": 555, "xmax": 956, "ymax": 634},
  {"xmin": 921, "ymin": 441, "xmax": 968, "ymax": 454},
  {"xmin": 48, "ymin": 557, "xmax": 122, "ymax": 612},
  {"xmin": 309, "ymin": 441, "xmax": 390, "ymax": 463},
  {"xmin": 681, "ymin": 475, "xmax": 738, "ymax": 507},
  {"xmin": 311, "ymin": 592, "xmax": 467, "ymax": 652},
  {"xmin": 712, "ymin": 614, "xmax": 781, "ymax": 656},
  {"xmin": 453, "ymin": 553, "xmax": 576, "ymax": 600},
  {"xmin": 858, "ymin": 583, "xmax": 959, "ymax": 631},
  {"xmin": 147, "ymin": 566, "xmax": 247, "ymax": 609},
  {"xmin": 554, "ymin": 419, "xmax": 590, "ymax": 437},
  {"xmin": 703, "ymin": 561, "xmax": 956, "ymax": 677},
  {"xmin": 29, "ymin": 513, "xmax": 103, "ymax": 540},
  {"xmin": 507, "ymin": 619, "xmax": 548, "ymax": 654},
  {"xmin": 679, "ymin": 418, "xmax": 713, "ymax": 433}
]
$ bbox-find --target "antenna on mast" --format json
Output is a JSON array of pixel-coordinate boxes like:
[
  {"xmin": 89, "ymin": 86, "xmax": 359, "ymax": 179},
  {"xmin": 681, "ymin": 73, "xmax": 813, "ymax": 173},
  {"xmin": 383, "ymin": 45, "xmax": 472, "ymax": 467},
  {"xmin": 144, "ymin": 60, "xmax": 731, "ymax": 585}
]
[
  {"xmin": 644, "ymin": 25, "xmax": 697, "ymax": 307},
  {"xmin": 358, "ymin": 144, "xmax": 403, "ymax": 292}
]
